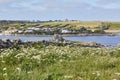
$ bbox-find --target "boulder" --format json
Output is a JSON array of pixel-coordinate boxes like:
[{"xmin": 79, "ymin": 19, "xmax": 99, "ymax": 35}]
[
  {"xmin": 1, "ymin": 39, "xmax": 12, "ymax": 48},
  {"xmin": 87, "ymin": 42, "xmax": 104, "ymax": 47},
  {"xmin": 2, "ymin": 39, "xmax": 11, "ymax": 43},
  {"xmin": 51, "ymin": 34, "xmax": 64, "ymax": 42},
  {"xmin": 0, "ymin": 39, "xmax": 3, "ymax": 43},
  {"xmin": 117, "ymin": 43, "xmax": 120, "ymax": 48},
  {"xmin": 12, "ymin": 38, "xmax": 22, "ymax": 44}
]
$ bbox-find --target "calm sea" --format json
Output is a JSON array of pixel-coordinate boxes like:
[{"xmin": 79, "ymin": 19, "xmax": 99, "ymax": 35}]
[{"xmin": 0, "ymin": 35, "xmax": 120, "ymax": 47}]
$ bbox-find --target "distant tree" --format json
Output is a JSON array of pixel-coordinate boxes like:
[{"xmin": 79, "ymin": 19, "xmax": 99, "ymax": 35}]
[
  {"xmin": 79, "ymin": 27, "xmax": 87, "ymax": 31},
  {"xmin": 101, "ymin": 22, "xmax": 110, "ymax": 30},
  {"xmin": 94, "ymin": 29, "xmax": 105, "ymax": 34}
]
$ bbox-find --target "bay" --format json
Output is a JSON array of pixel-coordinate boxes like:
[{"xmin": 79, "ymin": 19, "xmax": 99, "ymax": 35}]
[{"xmin": 0, "ymin": 35, "xmax": 120, "ymax": 47}]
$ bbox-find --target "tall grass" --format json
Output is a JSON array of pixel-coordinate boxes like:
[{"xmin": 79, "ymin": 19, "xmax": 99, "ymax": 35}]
[{"xmin": 0, "ymin": 45, "xmax": 120, "ymax": 80}]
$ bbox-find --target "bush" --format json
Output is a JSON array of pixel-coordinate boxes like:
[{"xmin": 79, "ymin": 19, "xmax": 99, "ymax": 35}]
[
  {"xmin": 94, "ymin": 29, "xmax": 105, "ymax": 34},
  {"xmin": 0, "ymin": 45, "xmax": 120, "ymax": 80}
]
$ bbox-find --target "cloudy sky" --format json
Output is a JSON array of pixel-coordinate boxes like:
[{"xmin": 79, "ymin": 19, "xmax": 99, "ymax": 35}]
[{"xmin": 0, "ymin": 0, "xmax": 120, "ymax": 21}]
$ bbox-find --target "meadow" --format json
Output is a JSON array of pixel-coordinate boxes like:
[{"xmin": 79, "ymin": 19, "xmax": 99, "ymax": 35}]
[
  {"xmin": 1, "ymin": 21, "xmax": 120, "ymax": 30},
  {"xmin": 40, "ymin": 21, "xmax": 101, "ymax": 30},
  {"xmin": 0, "ymin": 44, "xmax": 120, "ymax": 80}
]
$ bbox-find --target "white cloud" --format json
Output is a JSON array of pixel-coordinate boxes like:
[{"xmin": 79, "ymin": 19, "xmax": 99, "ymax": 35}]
[{"xmin": 0, "ymin": 0, "xmax": 120, "ymax": 21}]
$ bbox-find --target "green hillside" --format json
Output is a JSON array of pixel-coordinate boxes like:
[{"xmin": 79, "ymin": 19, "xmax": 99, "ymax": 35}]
[
  {"xmin": 40, "ymin": 21, "xmax": 101, "ymax": 30},
  {"xmin": 1, "ymin": 21, "xmax": 120, "ymax": 30},
  {"xmin": 108, "ymin": 22, "xmax": 120, "ymax": 30},
  {"xmin": 40, "ymin": 21, "xmax": 120, "ymax": 30}
]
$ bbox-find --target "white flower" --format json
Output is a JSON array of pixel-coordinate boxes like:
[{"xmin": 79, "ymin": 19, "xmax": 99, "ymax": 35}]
[
  {"xmin": 92, "ymin": 72, "xmax": 96, "ymax": 75},
  {"xmin": 59, "ymin": 59, "xmax": 63, "ymax": 62},
  {"xmin": 27, "ymin": 71, "xmax": 32, "ymax": 74},
  {"xmin": 0, "ymin": 55, "xmax": 3, "ymax": 58},
  {"xmin": 96, "ymin": 71, "xmax": 100, "ymax": 76},
  {"xmin": 3, "ymin": 73, "xmax": 7, "ymax": 76},
  {"xmin": 32, "ymin": 55, "xmax": 40, "ymax": 60},
  {"xmin": 3, "ymin": 68, "xmax": 7, "ymax": 71},
  {"xmin": 115, "ymin": 72, "xmax": 120, "ymax": 76},
  {"xmin": 91, "ymin": 53, "xmax": 95, "ymax": 55},
  {"xmin": 1, "ymin": 60, "xmax": 5, "ymax": 63},
  {"xmin": 64, "ymin": 75, "xmax": 73, "ymax": 78},
  {"xmin": 16, "ymin": 67, "xmax": 21, "ymax": 72},
  {"xmin": 15, "ymin": 53, "xmax": 25, "ymax": 59},
  {"xmin": 97, "ymin": 72, "xmax": 100, "ymax": 76}
]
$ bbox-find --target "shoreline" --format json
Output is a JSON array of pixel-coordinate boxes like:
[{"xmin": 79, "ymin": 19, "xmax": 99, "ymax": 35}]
[
  {"xmin": 0, "ymin": 33, "xmax": 119, "ymax": 48},
  {"xmin": 0, "ymin": 33, "xmax": 119, "ymax": 37}
]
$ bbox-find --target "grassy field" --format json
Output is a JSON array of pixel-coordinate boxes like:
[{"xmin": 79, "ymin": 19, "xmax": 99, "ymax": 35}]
[
  {"xmin": 1, "ymin": 21, "xmax": 120, "ymax": 30},
  {"xmin": 0, "ymin": 44, "xmax": 120, "ymax": 80},
  {"xmin": 108, "ymin": 22, "xmax": 120, "ymax": 30},
  {"xmin": 41, "ymin": 21, "xmax": 120, "ymax": 30},
  {"xmin": 40, "ymin": 21, "xmax": 101, "ymax": 29}
]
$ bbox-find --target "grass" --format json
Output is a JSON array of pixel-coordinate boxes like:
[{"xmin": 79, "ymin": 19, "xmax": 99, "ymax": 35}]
[
  {"xmin": 109, "ymin": 23, "xmax": 120, "ymax": 30},
  {"xmin": 41, "ymin": 21, "xmax": 101, "ymax": 30},
  {"xmin": 0, "ymin": 44, "xmax": 120, "ymax": 80},
  {"xmin": 1, "ymin": 21, "xmax": 120, "ymax": 31},
  {"xmin": 41, "ymin": 21, "xmax": 120, "ymax": 30}
]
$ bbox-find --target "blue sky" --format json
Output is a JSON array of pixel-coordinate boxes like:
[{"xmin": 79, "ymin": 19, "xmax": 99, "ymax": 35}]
[{"xmin": 0, "ymin": 0, "xmax": 120, "ymax": 21}]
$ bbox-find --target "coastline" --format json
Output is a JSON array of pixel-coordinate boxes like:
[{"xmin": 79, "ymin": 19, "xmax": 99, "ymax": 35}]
[
  {"xmin": 0, "ymin": 33, "xmax": 119, "ymax": 48},
  {"xmin": 1, "ymin": 33, "xmax": 119, "ymax": 37}
]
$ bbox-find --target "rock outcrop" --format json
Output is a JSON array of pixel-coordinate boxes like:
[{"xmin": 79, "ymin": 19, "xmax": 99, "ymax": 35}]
[
  {"xmin": 51, "ymin": 34, "xmax": 65, "ymax": 42},
  {"xmin": 0, "ymin": 35, "xmax": 105, "ymax": 49},
  {"xmin": 0, "ymin": 38, "xmax": 23, "ymax": 49},
  {"xmin": 117, "ymin": 43, "xmax": 120, "ymax": 48},
  {"xmin": 87, "ymin": 42, "xmax": 104, "ymax": 47}
]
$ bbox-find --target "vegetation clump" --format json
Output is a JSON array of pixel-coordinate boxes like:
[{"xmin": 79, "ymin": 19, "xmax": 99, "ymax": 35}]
[{"xmin": 0, "ymin": 44, "xmax": 120, "ymax": 80}]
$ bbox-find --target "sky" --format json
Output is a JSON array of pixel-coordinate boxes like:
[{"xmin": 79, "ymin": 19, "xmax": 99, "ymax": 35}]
[{"xmin": 0, "ymin": 0, "xmax": 120, "ymax": 21}]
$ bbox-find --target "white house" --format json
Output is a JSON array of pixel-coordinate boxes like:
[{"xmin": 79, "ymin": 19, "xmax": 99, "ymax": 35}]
[
  {"xmin": 17, "ymin": 30, "xmax": 23, "ymax": 33},
  {"xmin": 24, "ymin": 29, "xmax": 34, "ymax": 33},
  {"xmin": 61, "ymin": 29, "xmax": 72, "ymax": 34},
  {"xmin": 34, "ymin": 27, "xmax": 41, "ymax": 31},
  {"xmin": 3, "ymin": 29, "xmax": 18, "ymax": 35},
  {"xmin": 41, "ymin": 27, "xmax": 50, "ymax": 32},
  {"xmin": 27, "ymin": 27, "xmax": 41, "ymax": 31}
]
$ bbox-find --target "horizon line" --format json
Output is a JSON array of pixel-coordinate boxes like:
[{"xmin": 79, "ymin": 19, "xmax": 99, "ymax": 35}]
[{"xmin": 0, "ymin": 19, "xmax": 120, "ymax": 22}]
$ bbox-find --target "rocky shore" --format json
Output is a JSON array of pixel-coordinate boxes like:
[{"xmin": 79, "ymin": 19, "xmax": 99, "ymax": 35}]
[
  {"xmin": 0, "ymin": 35, "xmax": 105, "ymax": 49},
  {"xmin": 2, "ymin": 32, "xmax": 119, "ymax": 37}
]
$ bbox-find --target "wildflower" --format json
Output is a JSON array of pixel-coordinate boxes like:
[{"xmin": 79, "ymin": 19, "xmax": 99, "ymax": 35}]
[
  {"xmin": 16, "ymin": 67, "xmax": 21, "ymax": 72},
  {"xmin": 78, "ymin": 76, "xmax": 82, "ymax": 80},
  {"xmin": 3, "ymin": 73, "xmax": 7, "ymax": 76},
  {"xmin": 59, "ymin": 59, "xmax": 63, "ymax": 62},
  {"xmin": 91, "ymin": 53, "xmax": 95, "ymax": 55},
  {"xmin": 64, "ymin": 75, "xmax": 73, "ymax": 78},
  {"xmin": 115, "ymin": 72, "xmax": 120, "ymax": 76},
  {"xmin": 32, "ymin": 55, "xmax": 40, "ymax": 60},
  {"xmin": 92, "ymin": 72, "xmax": 96, "ymax": 75},
  {"xmin": 0, "ymin": 55, "xmax": 3, "ymax": 58},
  {"xmin": 15, "ymin": 53, "xmax": 25, "ymax": 59},
  {"xmin": 3, "ymin": 68, "xmax": 7, "ymax": 71},
  {"xmin": 95, "ymin": 71, "xmax": 100, "ymax": 76},
  {"xmin": 97, "ymin": 72, "xmax": 100, "ymax": 76},
  {"xmin": 27, "ymin": 71, "xmax": 32, "ymax": 74},
  {"xmin": 1, "ymin": 60, "xmax": 5, "ymax": 63}
]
